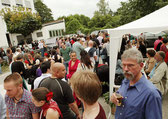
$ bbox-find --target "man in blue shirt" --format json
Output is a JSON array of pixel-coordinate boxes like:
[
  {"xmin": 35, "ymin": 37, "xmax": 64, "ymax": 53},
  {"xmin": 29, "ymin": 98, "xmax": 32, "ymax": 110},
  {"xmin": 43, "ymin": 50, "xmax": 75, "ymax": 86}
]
[{"xmin": 111, "ymin": 48, "xmax": 162, "ymax": 119}]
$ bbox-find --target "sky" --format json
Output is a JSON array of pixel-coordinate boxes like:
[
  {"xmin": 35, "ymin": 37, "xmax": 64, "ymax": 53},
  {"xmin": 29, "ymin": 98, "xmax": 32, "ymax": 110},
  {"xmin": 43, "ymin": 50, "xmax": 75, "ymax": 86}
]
[{"xmin": 43, "ymin": 0, "xmax": 128, "ymax": 19}]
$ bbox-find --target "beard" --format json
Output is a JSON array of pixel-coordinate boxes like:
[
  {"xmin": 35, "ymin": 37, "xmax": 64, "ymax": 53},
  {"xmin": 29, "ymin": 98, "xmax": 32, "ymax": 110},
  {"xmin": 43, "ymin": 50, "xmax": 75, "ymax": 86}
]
[{"xmin": 124, "ymin": 71, "xmax": 135, "ymax": 81}]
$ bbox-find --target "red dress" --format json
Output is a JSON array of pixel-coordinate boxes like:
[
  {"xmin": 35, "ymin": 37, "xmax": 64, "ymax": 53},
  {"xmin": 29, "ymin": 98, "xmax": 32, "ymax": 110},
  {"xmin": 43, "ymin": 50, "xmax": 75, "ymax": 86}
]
[
  {"xmin": 40, "ymin": 99, "xmax": 63, "ymax": 119},
  {"xmin": 67, "ymin": 59, "xmax": 80, "ymax": 79},
  {"xmin": 67, "ymin": 59, "xmax": 81, "ymax": 107}
]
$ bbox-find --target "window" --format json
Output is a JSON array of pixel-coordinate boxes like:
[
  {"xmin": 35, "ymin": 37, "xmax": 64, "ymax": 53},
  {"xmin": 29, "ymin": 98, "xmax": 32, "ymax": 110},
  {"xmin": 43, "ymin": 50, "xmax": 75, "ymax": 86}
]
[
  {"xmin": 49, "ymin": 31, "xmax": 52, "ymax": 37},
  {"xmin": 25, "ymin": 0, "xmax": 31, "ymax": 9},
  {"xmin": 36, "ymin": 32, "xmax": 43, "ymax": 37},
  {"xmin": 55, "ymin": 30, "xmax": 58, "ymax": 36},
  {"xmin": 61, "ymin": 29, "xmax": 65, "ymax": 35},
  {"xmin": 16, "ymin": 0, "xmax": 23, "ymax": 6},
  {"xmin": 1, "ymin": 0, "xmax": 10, "ymax": 6},
  {"xmin": 53, "ymin": 31, "xmax": 56, "ymax": 37},
  {"xmin": 58, "ymin": 30, "xmax": 61, "ymax": 36}
]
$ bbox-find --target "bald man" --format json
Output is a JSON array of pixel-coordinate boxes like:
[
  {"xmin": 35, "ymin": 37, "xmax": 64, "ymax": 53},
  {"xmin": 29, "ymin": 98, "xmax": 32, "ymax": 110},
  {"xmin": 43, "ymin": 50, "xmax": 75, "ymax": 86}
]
[
  {"xmin": 39, "ymin": 63, "xmax": 80, "ymax": 119},
  {"xmin": 85, "ymin": 40, "xmax": 97, "ymax": 65}
]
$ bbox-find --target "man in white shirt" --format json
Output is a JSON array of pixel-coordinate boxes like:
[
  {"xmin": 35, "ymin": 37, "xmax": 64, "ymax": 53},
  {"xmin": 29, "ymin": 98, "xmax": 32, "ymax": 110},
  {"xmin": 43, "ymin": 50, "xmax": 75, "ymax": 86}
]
[
  {"xmin": 34, "ymin": 61, "xmax": 51, "ymax": 89},
  {"xmin": 85, "ymin": 40, "xmax": 97, "ymax": 65},
  {"xmin": 38, "ymin": 40, "xmax": 44, "ymax": 57}
]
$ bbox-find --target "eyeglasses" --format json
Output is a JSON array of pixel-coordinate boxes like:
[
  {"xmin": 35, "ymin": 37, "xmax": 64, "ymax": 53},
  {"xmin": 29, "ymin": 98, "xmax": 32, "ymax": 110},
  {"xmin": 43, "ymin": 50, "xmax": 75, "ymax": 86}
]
[{"xmin": 121, "ymin": 63, "xmax": 138, "ymax": 69}]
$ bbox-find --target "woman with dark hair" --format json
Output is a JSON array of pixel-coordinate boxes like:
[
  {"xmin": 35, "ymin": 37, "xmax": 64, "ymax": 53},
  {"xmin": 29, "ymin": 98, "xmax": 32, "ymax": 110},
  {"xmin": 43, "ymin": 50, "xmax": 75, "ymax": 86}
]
[
  {"xmin": 77, "ymin": 50, "xmax": 94, "ymax": 71},
  {"xmin": 51, "ymin": 48, "xmax": 63, "ymax": 63},
  {"xmin": 32, "ymin": 87, "xmax": 62, "ymax": 119},
  {"xmin": 144, "ymin": 49, "xmax": 156, "ymax": 75},
  {"xmin": 160, "ymin": 38, "xmax": 168, "ymax": 53},
  {"xmin": 138, "ymin": 40, "xmax": 147, "ymax": 58}
]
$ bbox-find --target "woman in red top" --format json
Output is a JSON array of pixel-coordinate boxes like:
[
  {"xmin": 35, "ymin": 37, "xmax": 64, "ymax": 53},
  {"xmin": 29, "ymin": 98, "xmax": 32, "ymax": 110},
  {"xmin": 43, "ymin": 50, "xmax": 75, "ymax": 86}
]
[
  {"xmin": 67, "ymin": 51, "xmax": 80, "ymax": 79},
  {"xmin": 32, "ymin": 87, "xmax": 62, "ymax": 119},
  {"xmin": 67, "ymin": 51, "xmax": 81, "ymax": 107},
  {"xmin": 24, "ymin": 53, "xmax": 35, "ymax": 69}
]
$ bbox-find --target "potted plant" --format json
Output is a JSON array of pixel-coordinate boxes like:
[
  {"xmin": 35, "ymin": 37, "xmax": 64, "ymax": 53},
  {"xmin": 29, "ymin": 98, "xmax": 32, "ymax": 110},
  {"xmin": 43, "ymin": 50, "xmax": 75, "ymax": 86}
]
[{"xmin": 103, "ymin": 92, "xmax": 116, "ymax": 115}]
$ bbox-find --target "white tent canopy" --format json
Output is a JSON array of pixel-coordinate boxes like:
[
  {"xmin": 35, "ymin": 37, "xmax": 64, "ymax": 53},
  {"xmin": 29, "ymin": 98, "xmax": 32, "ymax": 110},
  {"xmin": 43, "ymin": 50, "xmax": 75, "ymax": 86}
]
[{"xmin": 109, "ymin": 5, "xmax": 168, "ymax": 96}]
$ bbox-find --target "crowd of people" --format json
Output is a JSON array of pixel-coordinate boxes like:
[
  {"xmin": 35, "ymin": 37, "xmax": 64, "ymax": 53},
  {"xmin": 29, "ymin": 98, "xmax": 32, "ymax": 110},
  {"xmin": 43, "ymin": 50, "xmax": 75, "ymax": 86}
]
[
  {"xmin": 0, "ymin": 32, "xmax": 110, "ymax": 119},
  {"xmin": 0, "ymin": 31, "xmax": 167, "ymax": 119}
]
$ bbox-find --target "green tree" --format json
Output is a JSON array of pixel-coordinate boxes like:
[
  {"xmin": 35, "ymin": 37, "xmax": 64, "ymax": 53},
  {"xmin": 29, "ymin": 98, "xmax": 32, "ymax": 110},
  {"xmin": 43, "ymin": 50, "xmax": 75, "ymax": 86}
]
[
  {"xmin": 34, "ymin": 0, "xmax": 54, "ymax": 23},
  {"xmin": 0, "ymin": 6, "xmax": 42, "ymax": 38},
  {"xmin": 57, "ymin": 14, "xmax": 91, "ymax": 34},
  {"xmin": 96, "ymin": 0, "xmax": 110, "ymax": 16},
  {"xmin": 116, "ymin": 0, "xmax": 168, "ymax": 25},
  {"xmin": 66, "ymin": 18, "xmax": 81, "ymax": 34}
]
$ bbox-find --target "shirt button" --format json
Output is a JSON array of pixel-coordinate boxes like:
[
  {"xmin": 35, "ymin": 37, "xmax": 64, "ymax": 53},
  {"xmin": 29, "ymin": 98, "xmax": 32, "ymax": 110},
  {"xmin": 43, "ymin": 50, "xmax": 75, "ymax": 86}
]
[
  {"xmin": 120, "ymin": 113, "xmax": 122, "ymax": 115},
  {"xmin": 123, "ymin": 105, "xmax": 125, "ymax": 108},
  {"xmin": 125, "ymin": 97, "xmax": 127, "ymax": 99}
]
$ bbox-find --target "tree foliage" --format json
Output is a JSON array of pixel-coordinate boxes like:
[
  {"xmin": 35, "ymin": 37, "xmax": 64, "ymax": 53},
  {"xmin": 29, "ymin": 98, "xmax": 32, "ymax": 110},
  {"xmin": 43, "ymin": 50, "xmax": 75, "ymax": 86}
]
[
  {"xmin": 96, "ymin": 0, "xmax": 110, "ymax": 16},
  {"xmin": 34, "ymin": 1, "xmax": 54, "ymax": 23},
  {"xmin": 56, "ymin": 0, "xmax": 168, "ymax": 35},
  {"xmin": 0, "ymin": 6, "xmax": 42, "ymax": 37},
  {"xmin": 116, "ymin": 0, "xmax": 168, "ymax": 25}
]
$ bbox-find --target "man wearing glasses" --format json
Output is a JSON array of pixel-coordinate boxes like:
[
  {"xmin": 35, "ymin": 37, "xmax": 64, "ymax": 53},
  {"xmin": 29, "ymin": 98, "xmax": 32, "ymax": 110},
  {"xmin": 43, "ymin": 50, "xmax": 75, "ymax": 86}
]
[{"xmin": 111, "ymin": 48, "xmax": 162, "ymax": 119}]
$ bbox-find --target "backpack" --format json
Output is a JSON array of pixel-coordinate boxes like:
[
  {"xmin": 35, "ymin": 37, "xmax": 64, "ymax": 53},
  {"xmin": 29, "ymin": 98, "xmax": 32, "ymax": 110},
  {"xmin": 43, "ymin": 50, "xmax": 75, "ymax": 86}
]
[
  {"xmin": 156, "ymin": 42, "xmax": 162, "ymax": 51},
  {"xmin": 88, "ymin": 47, "xmax": 96, "ymax": 57}
]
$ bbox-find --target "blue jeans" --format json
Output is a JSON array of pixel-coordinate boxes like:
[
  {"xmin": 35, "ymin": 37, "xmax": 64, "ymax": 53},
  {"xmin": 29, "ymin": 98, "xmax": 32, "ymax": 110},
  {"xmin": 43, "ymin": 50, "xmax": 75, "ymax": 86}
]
[
  {"xmin": 64, "ymin": 60, "xmax": 69, "ymax": 72},
  {"xmin": 64, "ymin": 60, "xmax": 69, "ymax": 81},
  {"xmin": 40, "ymin": 48, "xmax": 44, "ymax": 57}
]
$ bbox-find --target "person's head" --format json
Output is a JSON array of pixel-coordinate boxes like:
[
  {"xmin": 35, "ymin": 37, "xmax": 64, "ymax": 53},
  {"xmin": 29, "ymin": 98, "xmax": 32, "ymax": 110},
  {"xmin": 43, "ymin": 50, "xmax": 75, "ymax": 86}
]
[
  {"xmin": 51, "ymin": 63, "xmax": 66, "ymax": 78},
  {"xmin": 6, "ymin": 48, "xmax": 12, "ymax": 54},
  {"xmin": 146, "ymin": 49, "xmax": 156, "ymax": 58},
  {"xmin": 4, "ymin": 73, "xmax": 23, "ymax": 98},
  {"xmin": 32, "ymin": 87, "xmax": 52, "ymax": 107},
  {"xmin": 154, "ymin": 51, "xmax": 165, "ymax": 62},
  {"xmin": 70, "ymin": 51, "xmax": 77, "ymax": 62},
  {"xmin": 51, "ymin": 49, "xmax": 56, "ymax": 56},
  {"xmin": 158, "ymin": 36, "xmax": 162, "ymax": 40},
  {"xmin": 16, "ymin": 48, "xmax": 21, "ymax": 53},
  {"xmin": 86, "ymin": 35, "xmax": 90, "ymax": 41},
  {"xmin": 44, "ymin": 52, "xmax": 50, "ymax": 58},
  {"xmin": 27, "ymin": 53, "xmax": 33, "ymax": 60},
  {"xmin": 16, "ymin": 54, "xmax": 23, "ymax": 61},
  {"xmin": 70, "ymin": 70, "xmax": 102, "ymax": 105},
  {"xmin": 88, "ymin": 40, "xmax": 94, "ymax": 47},
  {"xmin": 121, "ymin": 48, "xmax": 144, "ymax": 81},
  {"xmin": 61, "ymin": 42, "xmax": 66, "ymax": 49},
  {"xmin": 78, "ymin": 38, "xmax": 83, "ymax": 45},
  {"xmin": 40, "ymin": 61, "xmax": 51, "ymax": 74},
  {"xmin": 162, "ymin": 38, "xmax": 168, "ymax": 44},
  {"xmin": 80, "ymin": 50, "xmax": 92, "ymax": 69}
]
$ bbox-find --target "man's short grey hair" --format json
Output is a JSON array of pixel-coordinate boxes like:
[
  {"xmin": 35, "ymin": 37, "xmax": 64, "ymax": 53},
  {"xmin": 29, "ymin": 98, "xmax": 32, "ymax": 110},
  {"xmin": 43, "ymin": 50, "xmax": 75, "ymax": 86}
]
[
  {"xmin": 157, "ymin": 51, "xmax": 165, "ymax": 60},
  {"xmin": 121, "ymin": 48, "xmax": 143, "ymax": 63},
  {"xmin": 88, "ymin": 40, "xmax": 93, "ymax": 45}
]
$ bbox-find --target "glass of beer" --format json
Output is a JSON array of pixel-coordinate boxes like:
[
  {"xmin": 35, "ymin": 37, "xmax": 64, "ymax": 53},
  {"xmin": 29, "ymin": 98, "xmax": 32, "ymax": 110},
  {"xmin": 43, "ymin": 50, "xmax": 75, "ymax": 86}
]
[{"xmin": 115, "ymin": 93, "xmax": 123, "ymax": 106}]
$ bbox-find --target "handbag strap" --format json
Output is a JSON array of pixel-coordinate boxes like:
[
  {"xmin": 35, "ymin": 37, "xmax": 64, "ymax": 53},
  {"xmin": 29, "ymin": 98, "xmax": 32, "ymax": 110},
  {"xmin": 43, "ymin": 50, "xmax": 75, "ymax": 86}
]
[{"xmin": 54, "ymin": 79, "xmax": 64, "ymax": 96}]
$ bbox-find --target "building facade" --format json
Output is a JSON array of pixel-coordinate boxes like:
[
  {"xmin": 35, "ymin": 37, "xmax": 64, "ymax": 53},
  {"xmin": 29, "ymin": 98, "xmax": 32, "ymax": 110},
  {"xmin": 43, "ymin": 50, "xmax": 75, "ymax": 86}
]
[{"xmin": 0, "ymin": 0, "xmax": 65, "ymax": 48}]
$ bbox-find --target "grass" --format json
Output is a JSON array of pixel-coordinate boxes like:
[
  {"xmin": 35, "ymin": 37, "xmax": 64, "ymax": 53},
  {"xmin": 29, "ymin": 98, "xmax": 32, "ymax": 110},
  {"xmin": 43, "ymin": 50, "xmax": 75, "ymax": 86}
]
[{"xmin": 0, "ymin": 61, "xmax": 9, "ymax": 74}]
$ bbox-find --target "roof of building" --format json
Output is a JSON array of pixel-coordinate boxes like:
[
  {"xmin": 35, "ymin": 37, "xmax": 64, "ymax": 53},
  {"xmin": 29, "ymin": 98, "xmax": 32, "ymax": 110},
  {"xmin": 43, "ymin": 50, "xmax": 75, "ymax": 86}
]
[{"xmin": 42, "ymin": 19, "xmax": 65, "ymax": 27}]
